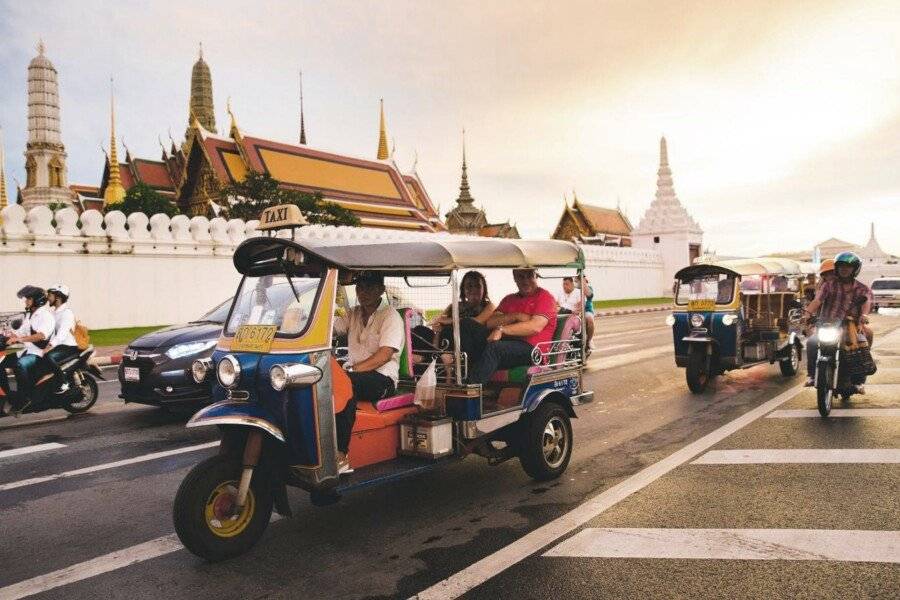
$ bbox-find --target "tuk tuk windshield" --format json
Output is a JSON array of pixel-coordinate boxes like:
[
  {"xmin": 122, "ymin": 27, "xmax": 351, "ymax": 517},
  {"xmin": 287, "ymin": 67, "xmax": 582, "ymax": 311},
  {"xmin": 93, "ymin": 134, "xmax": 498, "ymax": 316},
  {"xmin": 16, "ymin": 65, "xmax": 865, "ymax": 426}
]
[
  {"xmin": 676, "ymin": 274, "xmax": 735, "ymax": 306},
  {"xmin": 225, "ymin": 275, "xmax": 321, "ymax": 337}
]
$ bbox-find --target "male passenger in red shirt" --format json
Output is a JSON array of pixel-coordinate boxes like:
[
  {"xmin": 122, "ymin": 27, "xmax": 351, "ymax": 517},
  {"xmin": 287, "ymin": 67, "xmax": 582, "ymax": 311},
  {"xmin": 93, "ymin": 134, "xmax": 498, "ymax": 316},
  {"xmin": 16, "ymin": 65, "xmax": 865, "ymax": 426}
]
[{"xmin": 467, "ymin": 268, "xmax": 557, "ymax": 384}]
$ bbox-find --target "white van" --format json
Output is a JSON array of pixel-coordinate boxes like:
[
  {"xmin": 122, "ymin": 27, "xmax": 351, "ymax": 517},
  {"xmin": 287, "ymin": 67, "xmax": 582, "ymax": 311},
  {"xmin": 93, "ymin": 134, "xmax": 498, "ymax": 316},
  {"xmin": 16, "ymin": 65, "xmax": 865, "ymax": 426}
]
[{"xmin": 871, "ymin": 277, "xmax": 900, "ymax": 310}]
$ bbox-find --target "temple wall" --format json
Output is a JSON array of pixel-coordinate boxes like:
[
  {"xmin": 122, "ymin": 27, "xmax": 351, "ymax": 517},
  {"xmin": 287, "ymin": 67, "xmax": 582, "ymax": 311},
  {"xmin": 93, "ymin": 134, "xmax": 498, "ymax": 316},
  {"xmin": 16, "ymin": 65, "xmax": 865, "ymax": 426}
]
[{"xmin": 1, "ymin": 205, "xmax": 666, "ymax": 329}]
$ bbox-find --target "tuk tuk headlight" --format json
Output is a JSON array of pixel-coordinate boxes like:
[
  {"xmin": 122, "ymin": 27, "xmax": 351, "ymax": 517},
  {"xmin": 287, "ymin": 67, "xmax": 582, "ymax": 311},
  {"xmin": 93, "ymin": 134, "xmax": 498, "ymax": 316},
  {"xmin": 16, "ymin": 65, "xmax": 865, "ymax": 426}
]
[
  {"xmin": 818, "ymin": 326, "xmax": 841, "ymax": 345},
  {"xmin": 722, "ymin": 314, "xmax": 737, "ymax": 326},
  {"xmin": 690, "ymin": 314, "xmax": 705, "ymax": 328},
  {"xmin": 270, "ymin": 363, "xmax": 322, "ymax": 391},
  {"xmin": 665, "ymin": 314, "xmax": 676, "ymax": 326},
  {"xmin": 216, "ymin": 355, "xmax": 241, "ymax": 388},
  {"xmin": 191, "ymin": 358, "xmax": 212, "ymax": 384}
]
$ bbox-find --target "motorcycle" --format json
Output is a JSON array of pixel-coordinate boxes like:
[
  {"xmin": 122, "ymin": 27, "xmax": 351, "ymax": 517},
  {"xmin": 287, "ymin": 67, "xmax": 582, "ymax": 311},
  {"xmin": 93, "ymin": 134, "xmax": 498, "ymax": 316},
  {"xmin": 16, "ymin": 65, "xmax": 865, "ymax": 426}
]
[
  {"xmin": 0, "ymin": 330, "xmax": 103, "ymax": 418},
  {"xmin": 813, "ymin": 298, "xmax": 873, "ymax": 417}
]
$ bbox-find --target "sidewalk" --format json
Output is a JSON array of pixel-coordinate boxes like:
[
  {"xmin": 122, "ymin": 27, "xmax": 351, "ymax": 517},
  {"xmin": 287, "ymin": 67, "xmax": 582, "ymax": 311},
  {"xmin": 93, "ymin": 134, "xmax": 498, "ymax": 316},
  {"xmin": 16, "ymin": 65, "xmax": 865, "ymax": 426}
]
[
  {"xmin": 596, "ymin": 304, "xmax": 672, "ymax": 317},
  {"xmin": 89, "ymin": 344, "xmax": 127, "ymax": 367}
]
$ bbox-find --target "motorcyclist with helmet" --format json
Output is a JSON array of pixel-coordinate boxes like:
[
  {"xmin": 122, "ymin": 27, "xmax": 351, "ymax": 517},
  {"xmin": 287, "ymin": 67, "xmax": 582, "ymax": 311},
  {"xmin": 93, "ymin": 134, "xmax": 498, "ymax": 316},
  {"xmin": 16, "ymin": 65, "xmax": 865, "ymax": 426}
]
[
  {"xmin": 0, "ymin": 286, "xmax": 56, "ymax": 414},
  {"xmin": 803, "ymin": 252, "xmax": 873, "ymax": 392},
  {"xmin": 45, "ymin": 283, "xmax": 80, "ymax": 395}
]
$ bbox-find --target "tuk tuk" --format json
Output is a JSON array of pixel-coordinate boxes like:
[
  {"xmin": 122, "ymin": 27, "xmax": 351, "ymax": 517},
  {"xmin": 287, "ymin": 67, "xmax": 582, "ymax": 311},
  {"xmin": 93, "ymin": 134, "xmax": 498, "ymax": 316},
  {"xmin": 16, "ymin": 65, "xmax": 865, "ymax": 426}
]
[
  {"xmin": 173, "ymin": 205, "xmax": 593, "ymax": 561},
  {"xmin": 667, "ymin": 257, "xmax": 807, "ymax": 393}
]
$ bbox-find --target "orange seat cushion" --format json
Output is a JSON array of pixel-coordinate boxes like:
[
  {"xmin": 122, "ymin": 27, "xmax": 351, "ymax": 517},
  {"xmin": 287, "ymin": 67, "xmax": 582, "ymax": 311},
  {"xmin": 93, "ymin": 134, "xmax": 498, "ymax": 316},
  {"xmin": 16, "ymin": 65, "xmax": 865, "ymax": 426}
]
[{"xmin": 351, "ymin": 401, "xmax": 418, "ymax": 433}]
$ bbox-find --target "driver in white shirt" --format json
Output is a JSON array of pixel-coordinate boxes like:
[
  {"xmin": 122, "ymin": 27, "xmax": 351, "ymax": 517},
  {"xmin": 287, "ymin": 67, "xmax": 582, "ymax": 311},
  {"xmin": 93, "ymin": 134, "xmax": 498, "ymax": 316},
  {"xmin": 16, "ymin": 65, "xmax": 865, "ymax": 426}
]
[
  {"xmin": 0, "ymin": 286, "xmax": 56, "ymax": 413},
  {"xmin": 556, "ymin": 277, "xmax": 583, "ymax": 313},
  {"xmin": 45, "ymin": 284, "xmax": 80, "ymax": 394}
]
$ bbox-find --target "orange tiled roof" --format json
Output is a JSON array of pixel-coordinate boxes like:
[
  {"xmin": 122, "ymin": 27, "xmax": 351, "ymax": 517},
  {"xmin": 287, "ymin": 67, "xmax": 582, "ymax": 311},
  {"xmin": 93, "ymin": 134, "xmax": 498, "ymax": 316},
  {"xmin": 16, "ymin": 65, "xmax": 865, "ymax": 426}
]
[
  {"xmin": 131, "ymin": 159, "xmax": 175, "ymax": 191},
  {"xmin": 575, "ymin": 201, "xmax": 632, "ymax": 236},
  {"xmin": 70, "ymin": 184, "xmax": 101, "ymax": 198}
]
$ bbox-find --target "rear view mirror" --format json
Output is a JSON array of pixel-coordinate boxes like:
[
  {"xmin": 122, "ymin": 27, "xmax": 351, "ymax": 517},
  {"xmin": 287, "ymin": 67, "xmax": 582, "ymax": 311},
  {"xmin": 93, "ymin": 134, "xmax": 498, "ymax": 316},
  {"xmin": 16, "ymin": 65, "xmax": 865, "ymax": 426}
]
[{"xmin": 404, "ymin": 276, "xmax": 452, "ymax": 288}]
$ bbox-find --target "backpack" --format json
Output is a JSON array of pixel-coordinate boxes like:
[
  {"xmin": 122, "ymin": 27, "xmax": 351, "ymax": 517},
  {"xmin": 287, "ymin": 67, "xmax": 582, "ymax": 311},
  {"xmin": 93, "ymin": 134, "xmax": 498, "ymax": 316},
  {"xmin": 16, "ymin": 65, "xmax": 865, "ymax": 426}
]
[{"xmin": 72, "ymin": 320, "xmax": 91, "ymax": 351}]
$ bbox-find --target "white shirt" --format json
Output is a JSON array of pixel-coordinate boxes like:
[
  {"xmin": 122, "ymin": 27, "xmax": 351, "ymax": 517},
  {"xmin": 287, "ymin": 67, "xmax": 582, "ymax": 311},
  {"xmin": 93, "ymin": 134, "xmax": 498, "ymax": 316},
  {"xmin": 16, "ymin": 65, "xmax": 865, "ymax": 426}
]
[
  {"xmin": 15, "ymin": 305, "xmax": 55, "ymax": 357},
  {"xmin": 49, "ymin": 303, "xmax": 78, "ymax": 348},
  {"xmin": 334, "ymin": 302, "xmax": 404, "ymax": 384},
  {"xmin": 556, "ymin": 288, "xmax": 583, "ymax": 312}
]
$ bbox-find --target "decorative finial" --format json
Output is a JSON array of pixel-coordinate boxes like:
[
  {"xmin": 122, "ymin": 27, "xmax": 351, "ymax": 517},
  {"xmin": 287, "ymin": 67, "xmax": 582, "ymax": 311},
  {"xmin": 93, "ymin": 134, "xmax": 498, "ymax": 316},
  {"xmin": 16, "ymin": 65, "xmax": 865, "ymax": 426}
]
[
  {"xmin": 390, "ymin": 137, "xmax": 396, "ymax": 158},
  {"xmin": 198, "ymin": 42, "xmax": 203, "ymax": 60},
  {"xmin": 411, "ymin": 149, "xmax": 419, "ymax": 173},
  {"xmin": 456, "ymin": 128, "xmax": 474, "ymax": 204},
  {"xmin": 104, "ymin": 77, "xmax": 126, "ymax": 205},
  {"xmin": 377, "ymin": 99, "xmax": 389, "ymax": 160},
  {"xmin": 660, "ymin": 136, "xmax": 669, "ymax": 167},
  {"xmin": 299, "ymin": 70, "xmax": 307, "ymax": 144},
  {"xmin": 226, "ymin": 97, "xmax": 240, "ymax": 138},
  {"xmin": 37, "ymin": 39, "xmax": 45, "ymax": 56}
]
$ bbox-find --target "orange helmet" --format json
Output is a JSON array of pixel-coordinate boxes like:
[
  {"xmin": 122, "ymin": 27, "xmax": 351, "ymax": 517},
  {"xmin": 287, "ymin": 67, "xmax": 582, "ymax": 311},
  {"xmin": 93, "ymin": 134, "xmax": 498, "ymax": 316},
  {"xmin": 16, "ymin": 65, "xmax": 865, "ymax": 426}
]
[{"xmin": 819, "ymin": 258, "xmax": 835, "ymax": 274}]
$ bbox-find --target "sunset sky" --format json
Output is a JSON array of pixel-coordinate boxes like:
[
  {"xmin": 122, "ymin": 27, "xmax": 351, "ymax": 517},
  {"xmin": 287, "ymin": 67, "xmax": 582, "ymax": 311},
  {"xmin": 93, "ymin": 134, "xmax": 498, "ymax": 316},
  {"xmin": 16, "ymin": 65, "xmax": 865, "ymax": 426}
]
[{"xmin": 0, "ymin": 0, "xmax": 897, "ymax": 256}]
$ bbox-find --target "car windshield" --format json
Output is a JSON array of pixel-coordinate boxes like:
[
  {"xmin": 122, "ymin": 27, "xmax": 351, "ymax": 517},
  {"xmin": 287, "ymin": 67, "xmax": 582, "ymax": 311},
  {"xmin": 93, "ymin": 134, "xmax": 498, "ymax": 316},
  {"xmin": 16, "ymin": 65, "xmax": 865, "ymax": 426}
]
[
  {"xmin": 872, "ymin": 279, "xmax": 900, "ymax": 290},
  {"xmin": 196, "ymin": 298, "xmax": 233, "ymax": 324},
  {"xmin": 224, "ymin": 275, "xmax": 321, "ymax": 337},
  {"xmin": 676, "ymin": 274, "xmax": 735, "ymax": 305}
]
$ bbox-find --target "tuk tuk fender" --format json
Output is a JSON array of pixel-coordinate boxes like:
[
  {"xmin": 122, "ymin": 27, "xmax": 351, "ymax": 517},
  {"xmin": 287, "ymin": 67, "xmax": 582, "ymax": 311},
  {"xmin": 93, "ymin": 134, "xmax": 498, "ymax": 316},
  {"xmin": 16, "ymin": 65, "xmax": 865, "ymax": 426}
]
[
  {"xmin": 186, "ymin": 399, "xmax": 286, "ymax": 443},
  {"xmin": 525, "ymin": 388, "xmax": 577, "ymax": 418}
]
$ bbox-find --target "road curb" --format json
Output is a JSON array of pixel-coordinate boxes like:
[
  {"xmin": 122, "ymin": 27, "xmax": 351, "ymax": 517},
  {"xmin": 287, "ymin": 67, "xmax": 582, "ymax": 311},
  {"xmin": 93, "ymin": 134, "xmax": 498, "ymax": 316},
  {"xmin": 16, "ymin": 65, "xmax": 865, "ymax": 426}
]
[
  {"xmin": 89, "ymin": 354, "xmax": 122, "ymax": 367},
  {"xmin": 597, "ymin": 305, "xmax": 672, "ymax": 317}
]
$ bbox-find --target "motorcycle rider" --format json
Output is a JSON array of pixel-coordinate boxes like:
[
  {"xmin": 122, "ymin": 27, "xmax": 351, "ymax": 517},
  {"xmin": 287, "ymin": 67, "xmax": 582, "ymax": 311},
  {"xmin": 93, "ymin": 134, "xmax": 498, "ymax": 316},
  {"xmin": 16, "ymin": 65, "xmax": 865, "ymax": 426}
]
[
  {"xmin": 0, "ymin": 286, "xmax": 56, "ymax": 414},
  {"xmin": 45, "ymin": 284, "xmax": 80, "ymax": 395},
  {"xmin": 803, "ymin": 252, "xmax": 873, "ymax": 392}
]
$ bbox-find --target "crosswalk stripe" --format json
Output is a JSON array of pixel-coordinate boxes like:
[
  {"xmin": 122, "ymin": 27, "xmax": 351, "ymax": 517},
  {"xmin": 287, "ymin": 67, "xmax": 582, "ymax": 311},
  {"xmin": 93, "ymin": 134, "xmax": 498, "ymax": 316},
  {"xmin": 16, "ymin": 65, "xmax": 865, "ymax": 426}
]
[
  {"xmin": 692, "ymin": 448, "xmax": 900, "ymax": 464},
  {"xmin": 0, "ymin": 442, "xmax": 67, "ymax": 460},
  {"xmin": 767, "ymin": 408, "xmax": 900, "ymax": 418},
  {"xmin": 544, "ymin": 528, "xmax": 900, "ymax": 562}
]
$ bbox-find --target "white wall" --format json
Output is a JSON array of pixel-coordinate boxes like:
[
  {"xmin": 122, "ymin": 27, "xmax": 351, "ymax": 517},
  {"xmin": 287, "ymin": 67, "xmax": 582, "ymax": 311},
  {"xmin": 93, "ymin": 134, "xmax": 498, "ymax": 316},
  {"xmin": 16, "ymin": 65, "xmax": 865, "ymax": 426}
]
[
  {"xmin": 633, "ymin": 230, "xmax": 702, "ymax": 295},
  {"xmin": 1, "ymin": 204, "xmax": 665, "ymax": 329}
]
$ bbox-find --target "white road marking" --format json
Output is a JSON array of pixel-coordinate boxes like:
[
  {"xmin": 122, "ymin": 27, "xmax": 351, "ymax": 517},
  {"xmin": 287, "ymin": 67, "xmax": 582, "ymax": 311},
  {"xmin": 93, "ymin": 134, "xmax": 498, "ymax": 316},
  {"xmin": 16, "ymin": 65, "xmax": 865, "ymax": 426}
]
[
  {"xmin": 592, "ymin": 343, "xmax": 635, "ymax": 353},
  {"xmin": 410, "ymin": 384, "xmax": 804, "ymax": 600},
  {"xmin": 767, "ymin": 409, "xmax": 900, "ymax": 418},
  {"xmin": 544, "ymin": 528, "xmax": 900, "ymax": 563},
  {"xmin": 692, "ymin": 448, "xmax": 900, "ymax": 464},
  {"xmin": 0, "ymin": 442, "xmax": 66, "ymax": 460},
  {"xmin": 0, "ymin": 514, "xmax": 283, "ymax": 600},
  {"xmin": 586, "ymin": 345, "xmax": 670, "ymax": 371},
  {"xmin": 0, "ymin": 441, "xmax": 218, "ymax": 491}
]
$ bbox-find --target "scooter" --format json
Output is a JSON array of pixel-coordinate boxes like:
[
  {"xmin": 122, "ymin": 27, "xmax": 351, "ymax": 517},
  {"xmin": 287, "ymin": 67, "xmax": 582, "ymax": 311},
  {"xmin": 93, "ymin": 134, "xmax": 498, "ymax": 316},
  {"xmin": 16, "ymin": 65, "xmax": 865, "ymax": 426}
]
[
  {"xmin": 813, "ymin": 303, "xmax": 872, "ymax": 418},
  {"xmin": 0, "ymin": 334, "xmax": 103, "ymax": 418}
]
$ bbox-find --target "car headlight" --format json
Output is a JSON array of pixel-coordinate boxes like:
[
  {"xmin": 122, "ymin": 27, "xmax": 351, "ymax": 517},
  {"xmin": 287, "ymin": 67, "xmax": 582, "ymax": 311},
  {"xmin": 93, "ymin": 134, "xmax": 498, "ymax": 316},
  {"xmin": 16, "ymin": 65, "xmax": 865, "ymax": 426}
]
[
  {"xmin": 690, "ymin": 314, "xmax": 705, "ymax": 328},
  {"xmin": 216, "ymin": 355, "xmax": 241, "ymax": 388},
  {"xmin": 818, "ymin": 327, "xmax": 841, "ymax": 345},
  {"xmin": 270, "ymin": 363, "xmax": 322, "ymax": 391},
  {"xmin": 191, "ymin": 358, "xmax": 212, "ymax": 384},
  {"xmin": 166, "ymin": 340, "xmax": 217, "ymax": 360},
  {"xmin": 722, "ymin": 314, "xmax": 737, "ymax": 326},
  {"xmin": 665, "ymin": 314, "xmax": 676, "ymax": 326}
]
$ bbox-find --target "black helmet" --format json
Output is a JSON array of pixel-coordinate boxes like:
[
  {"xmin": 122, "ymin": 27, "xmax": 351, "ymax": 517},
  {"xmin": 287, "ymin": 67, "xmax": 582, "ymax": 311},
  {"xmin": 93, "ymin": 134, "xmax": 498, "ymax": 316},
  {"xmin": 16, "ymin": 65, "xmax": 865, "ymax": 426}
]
[
  {"xmin": 834, "ymin": 252, "xmax": 862, "ymax": 279},
  {"xmin": 17, "ymin": 285, "xmax": 48, "ymax": 308}
]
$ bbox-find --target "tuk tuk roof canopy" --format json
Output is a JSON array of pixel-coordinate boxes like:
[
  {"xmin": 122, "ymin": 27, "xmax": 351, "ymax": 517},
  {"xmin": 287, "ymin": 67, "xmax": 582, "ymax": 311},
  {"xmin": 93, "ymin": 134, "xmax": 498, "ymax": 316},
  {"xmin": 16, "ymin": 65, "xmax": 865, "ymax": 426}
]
[
  {"xmin": 234, "ymin": 236, "xmax": 585, "ymax": 276},
  {"xmin": 675, "ymin": 257, "xmax": 808, "ymax": 280}
]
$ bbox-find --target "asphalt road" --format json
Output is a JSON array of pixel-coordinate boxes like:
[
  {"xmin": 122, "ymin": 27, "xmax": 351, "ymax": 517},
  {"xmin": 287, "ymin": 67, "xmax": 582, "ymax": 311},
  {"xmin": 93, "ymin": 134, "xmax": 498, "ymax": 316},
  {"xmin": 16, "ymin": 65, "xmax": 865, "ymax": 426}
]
[{"xmin": 0, "ymin": 311, "xmax": 897, "ymax": 600}]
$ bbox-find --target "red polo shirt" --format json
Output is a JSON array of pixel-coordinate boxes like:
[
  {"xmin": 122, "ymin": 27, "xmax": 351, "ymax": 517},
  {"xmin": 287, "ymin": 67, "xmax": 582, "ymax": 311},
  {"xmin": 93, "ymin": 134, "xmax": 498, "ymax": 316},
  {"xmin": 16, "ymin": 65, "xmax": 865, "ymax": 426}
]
[{"xmin": 497, "ymin": 287, "xmax": 558, "ymax": 347}]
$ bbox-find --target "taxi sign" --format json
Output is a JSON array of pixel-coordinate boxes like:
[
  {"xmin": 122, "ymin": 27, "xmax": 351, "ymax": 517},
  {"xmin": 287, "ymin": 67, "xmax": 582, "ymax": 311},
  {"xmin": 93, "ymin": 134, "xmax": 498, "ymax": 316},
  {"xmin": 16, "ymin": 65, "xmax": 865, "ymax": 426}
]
[
  {"xmin": 258, "ymin": 204, "xmax": 308, "ymax": 230},
  {"xmin": 688, "ymin": 299, "xmax": 716, "ymax": 311},
  {"xmin": 232, "ymin": 325, "xmax": 278, "ymax": 352}
]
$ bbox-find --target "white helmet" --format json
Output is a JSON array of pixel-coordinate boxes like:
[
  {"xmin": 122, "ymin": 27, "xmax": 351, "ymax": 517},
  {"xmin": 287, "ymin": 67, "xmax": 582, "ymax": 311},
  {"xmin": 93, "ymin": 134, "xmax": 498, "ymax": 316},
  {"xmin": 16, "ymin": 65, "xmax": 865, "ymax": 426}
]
[{"xmin": 48, "ymin": 283, "xmax": 71, "ymax": 300}]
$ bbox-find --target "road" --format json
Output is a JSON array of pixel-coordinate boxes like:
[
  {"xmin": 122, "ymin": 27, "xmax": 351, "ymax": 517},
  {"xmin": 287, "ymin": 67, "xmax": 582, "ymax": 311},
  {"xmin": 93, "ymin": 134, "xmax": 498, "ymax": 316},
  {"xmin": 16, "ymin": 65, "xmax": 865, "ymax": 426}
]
[{"xmin": 0, "ymin": 311, "xmax": 897, "ymax": 599}]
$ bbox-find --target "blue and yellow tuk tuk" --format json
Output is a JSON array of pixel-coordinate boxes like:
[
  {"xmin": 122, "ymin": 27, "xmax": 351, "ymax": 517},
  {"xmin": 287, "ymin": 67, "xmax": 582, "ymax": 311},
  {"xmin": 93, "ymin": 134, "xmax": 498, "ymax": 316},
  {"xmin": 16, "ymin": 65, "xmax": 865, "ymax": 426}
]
[
  {"xmin": 668, "ymin": 258, "xmax": 808, "ymax": 393},
  {"xmin": 172, "ymin": 205, "xmax": 593, "ymax": 561}
]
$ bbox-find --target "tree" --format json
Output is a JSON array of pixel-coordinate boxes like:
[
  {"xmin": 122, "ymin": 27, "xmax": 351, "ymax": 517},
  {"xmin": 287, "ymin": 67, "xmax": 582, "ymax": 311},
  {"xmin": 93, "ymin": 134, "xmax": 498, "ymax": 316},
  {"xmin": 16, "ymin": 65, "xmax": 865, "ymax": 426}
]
[
  {"xmin": 106, "ymin": 183, "xmax": 179, "ymax": 217},
  {"xmin": 221, "ymin": 171, "xmax": 359, "ymax": 226}
]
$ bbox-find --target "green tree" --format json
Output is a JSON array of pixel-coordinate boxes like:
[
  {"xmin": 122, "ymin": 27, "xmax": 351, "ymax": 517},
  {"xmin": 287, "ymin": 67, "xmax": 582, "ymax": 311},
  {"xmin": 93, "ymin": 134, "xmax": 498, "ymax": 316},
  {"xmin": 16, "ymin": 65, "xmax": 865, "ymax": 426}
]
[
  {"xmin": 221, "ymin": 171, "xmax": 359, "ymax": 226},
  {"xmin": 106, "ymin": 182, "xmax": 179, "ymax": 217}
]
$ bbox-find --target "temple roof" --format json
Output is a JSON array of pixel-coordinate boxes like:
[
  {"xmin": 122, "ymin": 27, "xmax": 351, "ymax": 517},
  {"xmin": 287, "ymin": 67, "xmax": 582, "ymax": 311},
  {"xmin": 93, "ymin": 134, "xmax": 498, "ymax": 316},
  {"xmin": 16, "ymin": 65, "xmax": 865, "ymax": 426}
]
[{"xmin": 552, "ymin": 195, "xmax": 632, "ymax": 244}]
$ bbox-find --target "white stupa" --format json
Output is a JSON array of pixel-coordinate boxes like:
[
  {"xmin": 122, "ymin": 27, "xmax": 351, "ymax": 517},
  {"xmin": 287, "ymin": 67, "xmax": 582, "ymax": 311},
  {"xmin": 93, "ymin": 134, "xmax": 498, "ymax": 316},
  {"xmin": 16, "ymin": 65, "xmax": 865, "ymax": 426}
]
[
  {"xmin": 632, "ymin": 137, "xmax": 703, "ymax": 293},
  {"xmin": 859, "ymin": 222, "xmax": 890, "ymax": 264}
]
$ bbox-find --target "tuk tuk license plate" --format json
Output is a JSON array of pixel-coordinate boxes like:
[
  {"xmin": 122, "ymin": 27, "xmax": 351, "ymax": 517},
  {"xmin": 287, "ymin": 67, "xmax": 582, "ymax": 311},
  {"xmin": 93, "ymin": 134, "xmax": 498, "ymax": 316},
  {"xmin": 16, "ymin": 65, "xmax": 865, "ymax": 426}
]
[
  {"xmin": 123, "ymin": 367, "xmax": 140, "ymax": 382},
  {"xmin": 232, "ymin": 325, "xmax": 278, "ymax": 353},
  {"xmin": 688, "ymin": 299, "xmax": 716, "ymax": 311}
]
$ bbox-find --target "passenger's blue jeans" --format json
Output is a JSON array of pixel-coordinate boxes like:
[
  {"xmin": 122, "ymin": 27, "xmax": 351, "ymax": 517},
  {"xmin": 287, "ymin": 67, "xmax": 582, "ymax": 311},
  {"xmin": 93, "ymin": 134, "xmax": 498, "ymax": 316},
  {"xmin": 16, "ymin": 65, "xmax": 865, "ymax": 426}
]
[{"xmin": 467, "ymin": 339, "xmax": 534, "ymax": 385}]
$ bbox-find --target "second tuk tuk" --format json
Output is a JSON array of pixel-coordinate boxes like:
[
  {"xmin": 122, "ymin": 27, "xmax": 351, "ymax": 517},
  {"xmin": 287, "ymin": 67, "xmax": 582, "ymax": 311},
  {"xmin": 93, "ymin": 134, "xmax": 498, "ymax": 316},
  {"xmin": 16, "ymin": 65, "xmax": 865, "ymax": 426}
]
[
  {"xmin": 667, "ymin": 258, "xmax": 809, "ymax": 393},
  {"xmin": 172, "ymin": 205, "xmax": 594, "ymax": 561}
]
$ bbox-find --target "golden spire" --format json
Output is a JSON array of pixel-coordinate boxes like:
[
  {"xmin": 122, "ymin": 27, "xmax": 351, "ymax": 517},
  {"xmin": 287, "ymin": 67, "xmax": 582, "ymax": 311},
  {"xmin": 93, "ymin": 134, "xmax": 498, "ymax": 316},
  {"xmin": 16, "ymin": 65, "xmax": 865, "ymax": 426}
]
[
  {"xmin": 104, "ymin": 78, "xmax": 126, "ymax": 205},
  {"xmin": 227, "ymin": 96, "xmax": 240, "ymax": 138},
  {"xmin": 376, "ymin": 99, "xmax": 389, "ymax": 160},
  {"xmin": 0, "ymin": 126, "xmax": 8, "ymax": 209},
  {"xmin": 299, "ymin": 70, "xmax": 307, "ymax": 145}
]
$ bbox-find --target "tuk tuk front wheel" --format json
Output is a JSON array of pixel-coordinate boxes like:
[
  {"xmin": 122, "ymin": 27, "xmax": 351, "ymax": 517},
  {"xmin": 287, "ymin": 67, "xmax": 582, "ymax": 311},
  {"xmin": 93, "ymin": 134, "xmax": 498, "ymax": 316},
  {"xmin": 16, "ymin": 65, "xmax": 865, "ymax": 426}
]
[
  {"xmin": 173, "ymin": 454, "xmax": 273, "ymax": 562},
  {"xmin": 519, "ymin": 402, "xmax": 573, "ymax": 481},
  {"xmin": 686, "ymin": 351, "xmax": 711, "ymax": 394}
]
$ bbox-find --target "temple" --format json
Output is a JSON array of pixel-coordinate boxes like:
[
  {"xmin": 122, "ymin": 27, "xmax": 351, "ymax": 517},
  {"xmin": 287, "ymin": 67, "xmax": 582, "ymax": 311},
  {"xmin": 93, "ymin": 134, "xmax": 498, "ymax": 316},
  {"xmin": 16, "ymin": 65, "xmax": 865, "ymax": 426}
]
[
  {"xmin": 551, "ymin": 192, "xmax": 632, "ymax": 246},
  {"xmin": 444, "ymin": 131, "xmax": 518, "ymax": 238}
]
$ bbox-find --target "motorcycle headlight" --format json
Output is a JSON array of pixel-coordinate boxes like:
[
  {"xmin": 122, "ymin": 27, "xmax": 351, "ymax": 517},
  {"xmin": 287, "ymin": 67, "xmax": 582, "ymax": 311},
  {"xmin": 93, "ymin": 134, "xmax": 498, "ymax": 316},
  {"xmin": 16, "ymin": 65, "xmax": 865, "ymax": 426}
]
[
  {"xmin": 818, "ymin": 327, "xmax": 841, "ymax": 345},
  {"xmin": 216, "ymin": 355, "xmax": 241, "ymax": 388},
  {"xmin": 166, "ymin": 340, "xmax": 217, "ymax": 360},
  {"xmin": 665, "ymin": 314, "xmax": 676, "ymax": 326},
  {"xmin": 270, "ymin": 363, "xmax": 322, "ymax": 391},
  {"xmin": 690, "ymin": 314, "xmax": 705, "ymax": 328},
  {"xmin": 722, "ymin": 314, "xmax": 737, "ymax": 326},
  {"xmin": 191, "ymin": 358, "xmax": 212, "ymax": 384}
]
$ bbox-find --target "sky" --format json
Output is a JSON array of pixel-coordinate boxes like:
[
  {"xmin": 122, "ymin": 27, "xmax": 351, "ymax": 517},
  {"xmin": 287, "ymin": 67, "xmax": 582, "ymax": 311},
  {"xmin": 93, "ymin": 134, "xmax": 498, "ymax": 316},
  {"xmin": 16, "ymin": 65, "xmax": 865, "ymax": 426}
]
[{"xmin": 0, "ymin": 0, "xmax": 897, "ymax": 256}]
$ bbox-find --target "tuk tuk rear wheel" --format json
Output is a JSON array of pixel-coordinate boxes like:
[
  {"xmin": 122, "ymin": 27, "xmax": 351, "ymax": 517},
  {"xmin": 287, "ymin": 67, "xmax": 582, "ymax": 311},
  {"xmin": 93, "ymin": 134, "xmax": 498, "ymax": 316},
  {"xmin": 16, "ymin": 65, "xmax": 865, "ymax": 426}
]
[
  {"xmin": 519, "ymin": 402, "xmax": 573, "ymax": 481},
  {"xmin": 173, "ymin": 454, "xmax": 273, "ymax": 562},
  {"xmin": 686, "ymin": 351, "xmax": 711, "ymax": 394}
]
